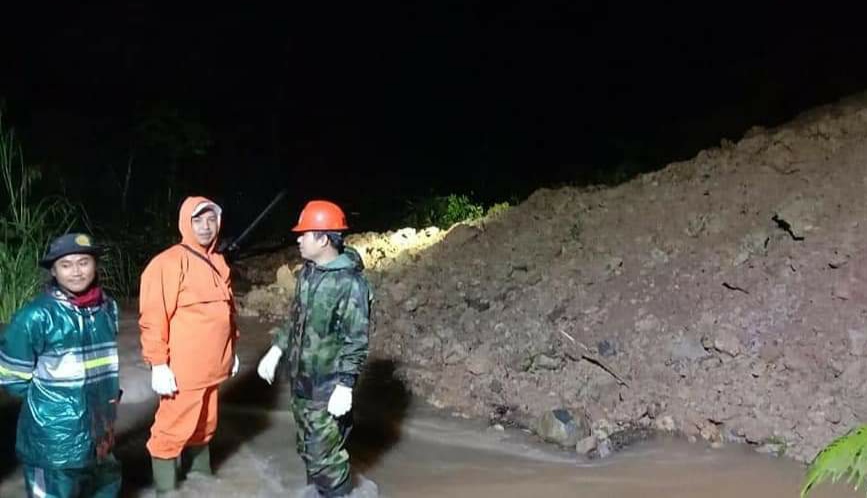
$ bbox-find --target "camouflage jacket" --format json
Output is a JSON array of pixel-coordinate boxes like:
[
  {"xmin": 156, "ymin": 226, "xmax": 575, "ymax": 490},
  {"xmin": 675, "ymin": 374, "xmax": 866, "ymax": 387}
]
[{"xmin": 273, "ymin": 247, "xmax": 371, "ymax": 401}]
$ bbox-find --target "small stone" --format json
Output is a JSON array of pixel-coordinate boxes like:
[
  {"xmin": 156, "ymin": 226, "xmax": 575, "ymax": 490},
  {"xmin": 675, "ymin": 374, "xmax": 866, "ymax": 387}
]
[
  {"xmin": 402, "ymin": 297, "xmax": 420, "ymax": 313},
  {"xmin": 594, "ymin": 439, "xmax": 612, "ymax": 459},
  {"xmin": 604, "ymin": 257, "xmax": 624, "ymax": 276},
  {"xmin": 534, "ymin": 354, "xmax": 562, "ymax": 370},
  {"xmin": 576, "ymin": 436, "xmax": 597, "ymax": 456},
  {"xmin": 712, "ymin": 328, "xmax": 742, "ymax": 357},
  {"xmin": 597, "ymin": 340, "xmax": 617, "ymax": 357},
  {"xmin": 538, "ymin": 409, "xmax": 584, "ymax": 447}
]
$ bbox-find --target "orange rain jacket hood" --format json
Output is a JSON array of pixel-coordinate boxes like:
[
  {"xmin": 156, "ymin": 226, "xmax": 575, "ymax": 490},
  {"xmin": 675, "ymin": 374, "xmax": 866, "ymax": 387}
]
[{"xmin": 139, "ymin": 196, "xmax": 237, "ymax": 389}]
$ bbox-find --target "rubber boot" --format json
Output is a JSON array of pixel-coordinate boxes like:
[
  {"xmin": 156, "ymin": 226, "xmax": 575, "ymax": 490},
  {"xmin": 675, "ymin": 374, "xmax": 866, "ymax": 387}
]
[
  {"xmin": 185, "ymin": 444, "xmax": 213, "ymax": 476},
  {"xmin": 151, "ymin": 457, "xmax": 178, "ymax": 494}
]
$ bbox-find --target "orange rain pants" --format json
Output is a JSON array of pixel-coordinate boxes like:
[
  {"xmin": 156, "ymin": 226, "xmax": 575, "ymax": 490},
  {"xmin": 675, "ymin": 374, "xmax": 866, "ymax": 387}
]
[{"xmin": 146, "ymin": 386, "xmax": 219, "ymax": 459}]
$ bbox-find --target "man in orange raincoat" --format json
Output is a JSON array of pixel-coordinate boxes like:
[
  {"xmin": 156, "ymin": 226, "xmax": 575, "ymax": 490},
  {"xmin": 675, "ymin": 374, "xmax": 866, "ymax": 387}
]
[{"xmin": 138, "ymin": 196, "xmax": 239, "ymax": 494}]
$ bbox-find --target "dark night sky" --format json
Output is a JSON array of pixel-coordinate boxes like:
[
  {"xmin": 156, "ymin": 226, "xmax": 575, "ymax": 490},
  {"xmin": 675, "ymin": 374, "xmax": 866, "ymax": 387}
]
[{"xmin": 2, "ymin": 2, "xmax": 867, "ymax": 232}]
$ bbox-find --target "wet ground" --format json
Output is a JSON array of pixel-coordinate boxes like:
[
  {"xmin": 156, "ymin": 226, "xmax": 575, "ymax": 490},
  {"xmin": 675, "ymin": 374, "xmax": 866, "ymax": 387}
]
[{"xmin": 0, "ymin": 315, "xmax": 860, "ymax": 497}]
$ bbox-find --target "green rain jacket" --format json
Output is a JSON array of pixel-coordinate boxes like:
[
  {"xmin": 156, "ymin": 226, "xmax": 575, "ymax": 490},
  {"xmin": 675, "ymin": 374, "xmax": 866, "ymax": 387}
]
[
  {"xmin": 0, "ymin": 287, "xmax": 120, "ymax": 469},
  {"xmin": 273, "ymin": 247, "xmax": 372, "ymax": 404}
]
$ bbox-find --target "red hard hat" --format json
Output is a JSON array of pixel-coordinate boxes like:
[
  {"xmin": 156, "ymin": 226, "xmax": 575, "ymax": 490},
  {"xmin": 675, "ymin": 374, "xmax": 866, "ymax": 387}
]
[{"xmin": 292, "ymin": 200, "xmax": 349, "ymax": 232}]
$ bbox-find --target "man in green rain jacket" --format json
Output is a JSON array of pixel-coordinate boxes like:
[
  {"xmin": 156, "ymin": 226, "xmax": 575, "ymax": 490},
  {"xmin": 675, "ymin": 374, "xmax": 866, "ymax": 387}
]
[
  {"xmin": 0, "ymin": 233, "xmax": 122, "ymax": 498},
  {"xmin": 257, "ymin": 200, "xmax": 372, "ymax": 498}
]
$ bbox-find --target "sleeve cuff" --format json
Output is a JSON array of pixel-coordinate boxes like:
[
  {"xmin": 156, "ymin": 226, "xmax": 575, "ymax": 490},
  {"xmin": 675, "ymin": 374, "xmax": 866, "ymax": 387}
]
[{"xmin": 338, "ymin": 374, "xmax": 357, "ymax": 388}]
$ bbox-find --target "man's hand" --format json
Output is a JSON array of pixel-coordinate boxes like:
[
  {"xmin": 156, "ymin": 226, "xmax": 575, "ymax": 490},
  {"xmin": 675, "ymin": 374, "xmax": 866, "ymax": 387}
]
[
  {"xmin": 327, "ymin": 384, "xmax": 352, "ymax": 417},
  {"xmin": 151, "ymin": 364, "xmax": 178, "ymax": 396},
  {"xmin": 231, "ymin": 354, "xmax": 240, "ymax": 377},
  {"xmin": 257, "ymin": 346, "xmax": 283, "ymax": 385}
]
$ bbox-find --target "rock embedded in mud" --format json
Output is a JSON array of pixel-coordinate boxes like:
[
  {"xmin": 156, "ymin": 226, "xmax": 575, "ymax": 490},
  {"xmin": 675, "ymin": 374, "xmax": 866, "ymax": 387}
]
[
  {"xmin": 533, "ymin": 353, "xmax": 562, "ymax": 370},
  {"xmin": 591, "ymin": 439, "xmax": 612, "ymax": 459},
  {"xmin": 710, "ymin": 328, "xmax": 742, "ymax": 357},
  {"xmin": 604, "ymin": 256, "xmax": 624, "ymax": 276},
  {"xmin": 597, "ymin": 339, "xmax": 617, "ymax": 357},
  {"xmin": 537, "ymin": 409, "xmax": 587, "ymax": 447},
  {"xmin": 575, "ymin": 435, "xmax": 597, "ymax": 456},
  {"xmin": 401, "ymin": 297, "xmax": 420, "ymax": 313}
]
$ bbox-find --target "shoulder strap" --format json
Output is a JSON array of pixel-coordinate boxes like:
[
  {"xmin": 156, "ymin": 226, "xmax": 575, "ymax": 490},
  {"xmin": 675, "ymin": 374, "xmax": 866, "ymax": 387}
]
[{"xmin": 179, "ymin": 243, "xmax": 223, "ymax": 277}]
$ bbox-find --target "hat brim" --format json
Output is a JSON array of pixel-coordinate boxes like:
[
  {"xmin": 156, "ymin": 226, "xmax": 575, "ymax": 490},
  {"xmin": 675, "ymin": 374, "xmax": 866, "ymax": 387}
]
[
  {"xmin": 39, "ymin": 247, "xmax": 104, "ymax": 269},
  {"xmin": 191, "ymin": 202, "xmax": 222, "ymax": 218}
]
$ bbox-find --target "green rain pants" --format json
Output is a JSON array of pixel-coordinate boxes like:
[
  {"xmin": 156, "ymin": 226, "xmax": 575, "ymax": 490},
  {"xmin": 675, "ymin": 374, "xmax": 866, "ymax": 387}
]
[
  {"xmin": 291, "ymin": 397, "xmax": 353, "ymax": 498},
  {"xmin": 23, "ymin": 456, "xmax": 121, "ymax": 498}
]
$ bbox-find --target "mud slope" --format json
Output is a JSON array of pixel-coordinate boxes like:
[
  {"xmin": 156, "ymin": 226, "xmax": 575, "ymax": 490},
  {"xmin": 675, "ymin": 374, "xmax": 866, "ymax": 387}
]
[{"xmin": 246, "ymin": 91, "xmax": 867, "ymax": 462}]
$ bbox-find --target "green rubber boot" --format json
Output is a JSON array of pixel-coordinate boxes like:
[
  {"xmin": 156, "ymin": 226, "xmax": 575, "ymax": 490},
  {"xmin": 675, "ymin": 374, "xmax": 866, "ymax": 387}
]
[
  {"xmin": 151, "ymin": 457, "xmax": 178, "ymax": 494},
  {"xmin": 186, "ymin": 444, "xmax": 213, "ymax": 476}
]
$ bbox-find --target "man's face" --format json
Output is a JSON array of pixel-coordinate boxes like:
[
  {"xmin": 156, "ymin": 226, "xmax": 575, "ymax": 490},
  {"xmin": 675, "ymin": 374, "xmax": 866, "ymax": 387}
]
[
  {"xmin": 192, "ymin": 210, "xmax": 219, "ymax": 248},
  {"xmin": 297, "ymin": 231, "xmax": 326, "ymax": 261},
  {"xmin": 51, "ymin": 254, "xmax": 97, "ymax": 294}
]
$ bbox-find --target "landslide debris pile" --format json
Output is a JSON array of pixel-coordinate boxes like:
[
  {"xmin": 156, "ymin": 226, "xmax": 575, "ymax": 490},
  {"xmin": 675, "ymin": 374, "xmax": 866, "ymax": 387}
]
[{"xmin": 241, "ymin": 92, "xmax": 867, "ymax": 462}]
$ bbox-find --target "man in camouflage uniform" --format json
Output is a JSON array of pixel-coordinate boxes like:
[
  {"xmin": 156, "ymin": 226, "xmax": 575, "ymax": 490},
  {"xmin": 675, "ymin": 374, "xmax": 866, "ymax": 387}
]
[{"xmin": 257, "ymin": 200, "xmax": 371, "ymax": 498}]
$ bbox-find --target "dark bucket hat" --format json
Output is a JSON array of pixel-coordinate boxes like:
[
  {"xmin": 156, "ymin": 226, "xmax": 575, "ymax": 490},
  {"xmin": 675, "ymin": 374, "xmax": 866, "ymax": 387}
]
[{"xmin": 39, "ymin": 233, "xmax": 103, "ymax": 269}]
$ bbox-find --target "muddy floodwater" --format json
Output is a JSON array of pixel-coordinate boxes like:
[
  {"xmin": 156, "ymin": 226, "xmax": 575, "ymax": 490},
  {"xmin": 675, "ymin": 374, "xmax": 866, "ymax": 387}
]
[{"xmin": 0, "ymin": 316, "xmax": 860, "ymax": 497}]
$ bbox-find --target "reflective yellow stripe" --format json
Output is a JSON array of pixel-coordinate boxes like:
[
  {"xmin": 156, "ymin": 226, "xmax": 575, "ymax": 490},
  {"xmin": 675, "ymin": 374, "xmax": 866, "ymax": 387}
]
[
  {"xmin": 0, "ymin": 364, "xmax": 33, "ymax": 380},
  {"xmin": 84, "ymin": 356, "xmax": 116, "ymax": 370}
]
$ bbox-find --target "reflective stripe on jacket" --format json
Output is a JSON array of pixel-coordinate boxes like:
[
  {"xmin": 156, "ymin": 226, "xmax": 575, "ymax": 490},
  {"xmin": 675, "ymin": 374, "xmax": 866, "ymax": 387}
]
[{"xmin": 0, "ymin": 289, "xmax": 120, "ymax": 469}]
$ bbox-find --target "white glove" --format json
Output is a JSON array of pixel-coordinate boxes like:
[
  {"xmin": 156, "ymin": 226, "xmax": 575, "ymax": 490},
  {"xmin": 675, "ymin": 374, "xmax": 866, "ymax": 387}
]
[
  {"xmin": 327, "ymin": 384, "xmax": 352, "ymax": 417},
  {"xmin": 151, "ymin": 364, "xmax": 178, "ymax": 396},
  {"xmin": 231, "ymin": 354, "xmax": 240, "ymax": 377},
  {"xmin": 257, "ymin": 346, "xmax": 283, "ymax": 385}
]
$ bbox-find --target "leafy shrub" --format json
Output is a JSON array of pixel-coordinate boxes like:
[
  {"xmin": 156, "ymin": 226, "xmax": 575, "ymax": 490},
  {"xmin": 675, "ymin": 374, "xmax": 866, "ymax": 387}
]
[
  {"xmin": 402, "ymin": 193, "xmax": 485, "ymax": 229},
  {"xmin": 802, "ymin": 424, "xmax": 867, "ymax": 497}
]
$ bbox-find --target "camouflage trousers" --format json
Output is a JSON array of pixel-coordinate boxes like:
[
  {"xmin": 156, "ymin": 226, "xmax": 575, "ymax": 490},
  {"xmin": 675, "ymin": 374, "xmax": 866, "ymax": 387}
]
[{"xmin": 291, "ymin": 397, "xmax": 353, "ymax": 498}]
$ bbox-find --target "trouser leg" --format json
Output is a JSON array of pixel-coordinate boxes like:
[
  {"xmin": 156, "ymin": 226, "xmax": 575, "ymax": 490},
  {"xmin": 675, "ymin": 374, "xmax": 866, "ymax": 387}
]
[
  {"xmin": 291, "ymin": 398, "xmax": 353, "ymax": 498},
  {"xmin": 83, "ymin": 456, "xmax": 122, "ymax": 498},
  {"xmin": 23, "ymin": 465, "xmax": 80, "ymax": 498},
  {"xmin": 146, "ymin": 388, "xmax": 210, "ymax": 459}
]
